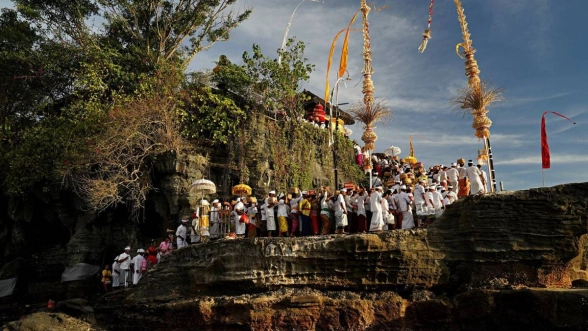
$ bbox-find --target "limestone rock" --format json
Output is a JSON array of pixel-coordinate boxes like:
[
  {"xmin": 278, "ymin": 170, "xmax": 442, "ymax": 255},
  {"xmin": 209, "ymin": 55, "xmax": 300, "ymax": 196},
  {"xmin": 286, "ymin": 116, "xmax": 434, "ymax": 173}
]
[
  {"xmin": 94, "ymin": 182, "xmax": 588, "ymax": 330},
  {"xmin": 2, "ymin": 312, "xmax": 102, "ymax": 331}
]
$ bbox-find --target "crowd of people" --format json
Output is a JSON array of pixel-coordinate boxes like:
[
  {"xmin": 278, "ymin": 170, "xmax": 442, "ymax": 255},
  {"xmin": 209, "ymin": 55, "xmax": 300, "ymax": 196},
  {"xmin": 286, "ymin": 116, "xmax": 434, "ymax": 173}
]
[
  {"xmin": 101, "ymin": 236, "xmax": 175, "ymax": 292},
  {"xmin": 100, "ymin": 154, "xmax": 489, "ymax": 290},
  {"xmin": 183, "ymin": 154, "xmax": 489, "ymax": 240}
]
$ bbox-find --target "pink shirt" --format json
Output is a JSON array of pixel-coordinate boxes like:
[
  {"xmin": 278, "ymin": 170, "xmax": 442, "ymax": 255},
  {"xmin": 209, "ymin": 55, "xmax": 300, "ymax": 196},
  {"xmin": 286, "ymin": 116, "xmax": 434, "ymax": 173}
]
[{"xmin": 159, "ymin": 241, "xmax": 173, "ymax": 255}]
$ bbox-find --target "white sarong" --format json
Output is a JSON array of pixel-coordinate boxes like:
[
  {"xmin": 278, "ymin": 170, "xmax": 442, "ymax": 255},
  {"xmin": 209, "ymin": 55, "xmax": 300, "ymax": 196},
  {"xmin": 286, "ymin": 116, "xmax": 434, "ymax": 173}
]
[
  {"xmin": 401, "ymin": 211, "xmax": 415, "ymax": 229},
  {"xmin": 336, "ymin": 213, "xmax": 348, "ymax": 227},
  {"xmin": 369, "ymin": 210, "xmax": 385, "ymax": 231},
  {"xmin": 177, "ymin": 238, "xmax": 188, "ymax": 249},
  {"xmin": 266, "ymin": 214, "xmax": 276, "ymax": 231}
]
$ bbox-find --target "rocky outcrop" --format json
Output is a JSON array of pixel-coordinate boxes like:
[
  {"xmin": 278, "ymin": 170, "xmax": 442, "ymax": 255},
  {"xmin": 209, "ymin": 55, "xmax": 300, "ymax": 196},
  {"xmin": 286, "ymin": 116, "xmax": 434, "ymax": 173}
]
[
  {"xmin": 2, "ymin": 312, "xmax": 103, "ymax": 331},
  {"xmin": 96, "ymin": 287, "xmax": 588, "ymax": 331},
  {"xmin": 94, "ymin": 182, "xmax": 588, "ymax": 330}
]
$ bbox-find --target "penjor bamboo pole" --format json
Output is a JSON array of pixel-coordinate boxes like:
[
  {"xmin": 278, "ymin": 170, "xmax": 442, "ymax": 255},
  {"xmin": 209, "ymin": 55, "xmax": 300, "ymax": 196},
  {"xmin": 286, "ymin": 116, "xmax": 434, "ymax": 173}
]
[
  {"xmin": 454, "ymin": 0, "xmax": 497, "ymax": 193},
  {"xmin": 360, "ymin": 0, "xmax": 375, "ymax": 189},
  {"xmin": 484, "ymin": 137, "xmax": 497, "ymax": 193}
]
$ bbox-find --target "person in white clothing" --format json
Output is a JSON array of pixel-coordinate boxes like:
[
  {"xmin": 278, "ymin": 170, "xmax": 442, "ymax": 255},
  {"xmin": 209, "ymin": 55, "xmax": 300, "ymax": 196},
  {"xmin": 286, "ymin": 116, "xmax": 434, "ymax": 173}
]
[
  {"xmin": 441, "ymin": 187, "xmax": 450, "ymax": 204},
  {"xmin": 446, "ymin": 186, "xmax": 458, "ymax": 204},
  {"xmin": 319, "ymin": 190, "xmax": 332, "ymax": 235},
  {"xmin": 265, "ymin": 197, "xmax": 277, "ymax": 237},
  {"xmin": 391, "ymin": 181, "xmax": 401, "ymax": 195},
  {"xmin": 209, "ymin": 200, "xmax": 220, "ymax": 239},
  {"xmin": 369, "ymin": 187, "xmax": 384, "ymax": 232},
  {"xmin": 477, "ymin": 164, "xmax": 489, "ymax": 193},
  {"xmin": 466, "ymin": 160, "xmax": 486, "ymax": 195},
  {"xmin": 190, "ymin": 214, "xmax": 200, "ymax": 244},
  {"xmin": 117, "ymin": 247, "xmax": 132, "ymax": 288},
  {"xmin": 431, "ymin": 186, "xmax": 445, "ymax": 220},
  {"xmin": 260, "ymin": 200, "xmax": 267, "ymax": 233},
  {"xmin": 131, "ymin": 249, "xmax": 145, "ymax": 285},
  {"xmin": 289, "ymin": 193, "xmax": 302, "ymax": 236},
  {"xmin": 390, "ymin": 189, "xmax": 401, "ymax": 230},
  {"xmin": 381, "ymin": 190, "xmax": 393, "ymax": 230},
  {"xmin": 397, "ymin": 186, "xmax": 415, "ymax": 229},
  {"xmin": 234, "ymin": 199, "xmax": 246, "ymax": 237},
  {"xmin": 439, "ymin": 165, "xmax": 448, "ymax": 183},
  {"xmin": 445, "ymin": 163, "xmax": 459, "ymax": 194},
  {"xmin": 435, "ymin": 186, "xmax": 445, "ymax": 207},
  {"xmin": 176, "ymin": 219, "xmax": 189, "ymax": 249},
  {"xmin": 112, "ymin": 256, "xmax": 121, "ymax": 290},
  {"xmin": 335, "ymin": 189, "xmax": 348, "ymax": 234},
  {"xmin": 355, "ymin": 191, "xmax": 367, "ymax": 233},
  {"xmin": 424, "ymin": 186, "xmax": 436, "ymax": 226},
  {"xmin": 413, "ymin": 180, "xmax": 428, "ymax": 227}
]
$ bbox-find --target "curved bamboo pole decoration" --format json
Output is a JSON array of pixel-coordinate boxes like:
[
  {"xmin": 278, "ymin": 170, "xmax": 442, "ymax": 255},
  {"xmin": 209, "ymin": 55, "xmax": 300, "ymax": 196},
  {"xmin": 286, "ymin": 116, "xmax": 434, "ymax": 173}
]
[
  {"xmin": 418, "ymin": 0, "xmax": 435, "ymax": 53},
  {"xmin": 454, "ymin": 0, "xmax": 480, "ymax": 89}
]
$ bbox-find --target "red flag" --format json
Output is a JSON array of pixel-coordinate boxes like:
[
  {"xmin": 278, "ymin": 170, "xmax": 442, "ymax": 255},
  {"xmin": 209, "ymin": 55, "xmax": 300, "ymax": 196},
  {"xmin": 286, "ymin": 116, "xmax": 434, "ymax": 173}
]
[{"xmin": 541, "ymin": 111, "xmax": 576, "ymax": 169}]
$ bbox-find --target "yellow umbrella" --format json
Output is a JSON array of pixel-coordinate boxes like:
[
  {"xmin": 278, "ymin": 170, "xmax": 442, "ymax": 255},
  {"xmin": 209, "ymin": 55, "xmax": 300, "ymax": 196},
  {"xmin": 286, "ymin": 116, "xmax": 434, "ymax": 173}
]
[
  {"xmin": 404, "ymin": 156, "xmax": 418, "ymax": 165},
  {"xmin": 232, "ymin": 184, "xmax": 252, "ymax": 197}
]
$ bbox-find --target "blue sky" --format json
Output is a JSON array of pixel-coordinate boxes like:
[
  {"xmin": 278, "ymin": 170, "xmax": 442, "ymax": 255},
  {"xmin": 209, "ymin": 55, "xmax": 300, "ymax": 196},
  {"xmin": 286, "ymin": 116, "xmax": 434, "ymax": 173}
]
[{"xmin": 2, "ymin": 0, "xmax": 586, "ymax": 191}]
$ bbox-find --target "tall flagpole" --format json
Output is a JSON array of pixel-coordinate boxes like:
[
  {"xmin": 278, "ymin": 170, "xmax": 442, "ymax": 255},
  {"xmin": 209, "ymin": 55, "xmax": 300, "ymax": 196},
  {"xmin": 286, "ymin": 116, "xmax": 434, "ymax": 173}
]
[
  {"xmin": 278, "ymin": 0, "xmax": 322, "ymax": 65},
  {"xmin": 330, "ymin": 77, "xmax": 347, "ymax": 189}
]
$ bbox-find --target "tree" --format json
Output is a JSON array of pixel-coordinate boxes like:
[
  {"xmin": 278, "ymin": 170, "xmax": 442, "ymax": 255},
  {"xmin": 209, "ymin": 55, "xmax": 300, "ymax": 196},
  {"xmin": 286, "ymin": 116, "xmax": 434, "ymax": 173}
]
[
  {"xmin": 99, "ymin": 0, "xmax": 251, "ymax": 67},
  {"xmin": 0, "ymin": 9, "xmax": 82, "ymax": 135},
  {"xmin": 1, "ymin": 0, "xmax": 252, "ymax": 212},
  {"xmin": 242, "ymin": 38, "xmax": 314, "ymax": 119},
  {"xmin": 14, "ymin": 0, "xmax": 99, "ymax": 44},
  {"xmin": 178, "ymin": 79, "xmax": 247, "ymax": 146},
  {"xmin": 61, "ymin": 68, "xmax": 187, "ymax": 218}
]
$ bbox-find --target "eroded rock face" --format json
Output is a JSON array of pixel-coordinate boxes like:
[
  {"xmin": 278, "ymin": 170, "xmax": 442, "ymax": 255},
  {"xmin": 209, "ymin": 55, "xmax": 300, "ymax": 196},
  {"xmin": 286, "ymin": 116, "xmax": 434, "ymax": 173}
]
[
  {"xmin": 133, "ymin": 231, "xmax": 444, "ymax": 300},
  {"xmin": 0, "ymin": 152, "xmax": 207, "ymax": 309},
  {"xmin": 94, "ymin": 183, "xmax": 588, "ymax": 330},
  {"xmin": 431, "ymin": 182, "xmax": 588, "ymax": 288},
  {"xmin": 97, "ymin": 287, "xmax": 588, "ymax": 331}
]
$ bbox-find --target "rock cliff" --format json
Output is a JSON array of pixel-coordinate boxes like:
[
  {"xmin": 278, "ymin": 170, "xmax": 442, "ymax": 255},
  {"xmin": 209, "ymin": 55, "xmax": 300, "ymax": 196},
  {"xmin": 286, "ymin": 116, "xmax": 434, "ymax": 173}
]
[
  {"xmin": 95, "ymin": 182, "xmax": 588, "ymax": 330},
  {"xmin": 0, "ymin": 130, "xmax": 361, "ymax": 325}
]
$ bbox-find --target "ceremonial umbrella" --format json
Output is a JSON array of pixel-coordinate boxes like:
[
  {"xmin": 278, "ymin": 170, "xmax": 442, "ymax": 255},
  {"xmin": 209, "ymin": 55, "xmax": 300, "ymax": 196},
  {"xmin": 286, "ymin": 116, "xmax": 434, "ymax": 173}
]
[
  {"xmin": 232, "ymin": 183, "xmax": 252, "ymax": 197},
  {"xmin": 384, "ymin": 145, "xmax": 402, "ymax": 157},
  {"xmin": 404, "ymin": 156, "xmax": 418, "ymax": 165},
  {"xmin": 190, "ymin": 179, "xmax": 216, "ymax": 198}
]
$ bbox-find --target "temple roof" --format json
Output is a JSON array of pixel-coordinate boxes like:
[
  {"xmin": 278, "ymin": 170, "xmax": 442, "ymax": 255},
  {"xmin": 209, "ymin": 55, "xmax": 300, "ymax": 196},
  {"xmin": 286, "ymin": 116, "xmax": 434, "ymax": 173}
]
[{"xmin": 302, "ymin": 90, "xmax": 355, "ymax": 125}]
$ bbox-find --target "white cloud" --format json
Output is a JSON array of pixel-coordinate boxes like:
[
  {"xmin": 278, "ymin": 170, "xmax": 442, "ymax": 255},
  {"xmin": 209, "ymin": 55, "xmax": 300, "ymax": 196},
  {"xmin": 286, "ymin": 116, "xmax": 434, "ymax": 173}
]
[
  {"xmin": 495, "ymin": 154, "xmax": 588, "ymax": 166},
  {"xmin": 494, "ymin": 92, "xmax": 572, "ymax": 109}
]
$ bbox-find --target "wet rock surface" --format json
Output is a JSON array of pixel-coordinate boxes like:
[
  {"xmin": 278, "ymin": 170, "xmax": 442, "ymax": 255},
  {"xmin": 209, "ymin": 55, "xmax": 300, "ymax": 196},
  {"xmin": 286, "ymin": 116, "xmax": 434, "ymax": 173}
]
[{"xmin": 93, "ymin": 183, "xmax": 588, "ymax": 330}]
